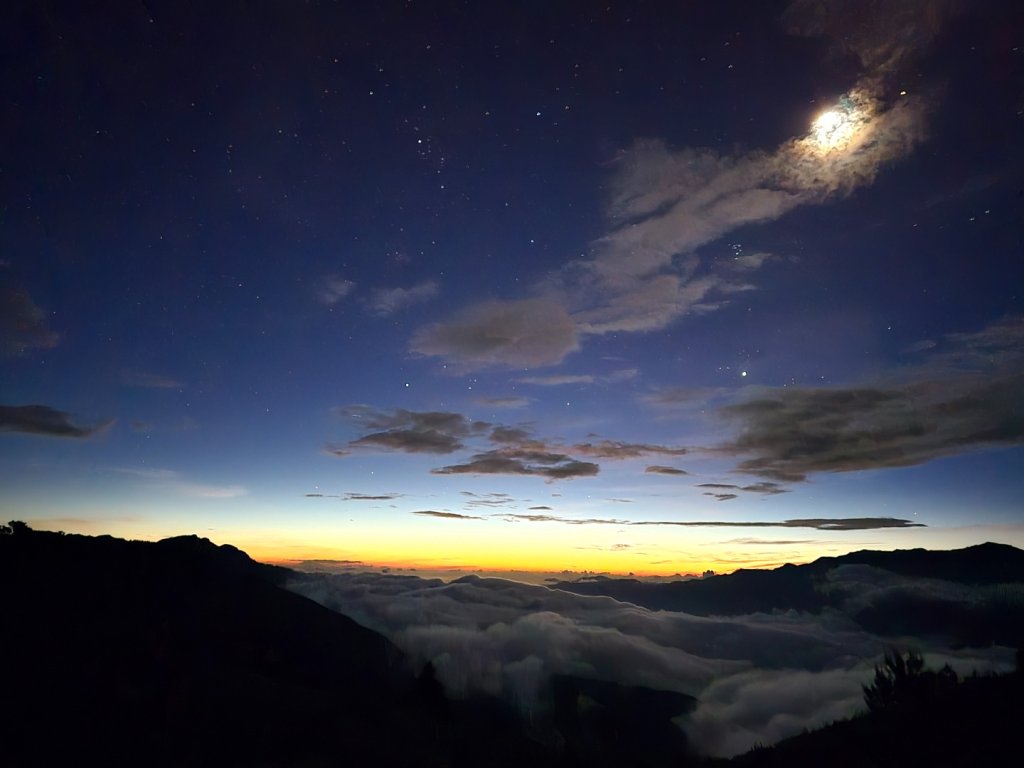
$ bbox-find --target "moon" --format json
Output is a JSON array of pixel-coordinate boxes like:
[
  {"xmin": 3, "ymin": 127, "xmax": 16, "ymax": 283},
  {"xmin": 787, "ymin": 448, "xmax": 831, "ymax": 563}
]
[{"xmin": 811, "ymin": 106, "xmax": 858, "ymax": 152}]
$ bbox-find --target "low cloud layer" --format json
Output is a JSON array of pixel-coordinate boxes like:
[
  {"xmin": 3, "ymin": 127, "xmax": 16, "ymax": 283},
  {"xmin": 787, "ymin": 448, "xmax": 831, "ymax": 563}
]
[
  {"xmin": 0, "ymin": 404, "xmax": 112, "ymax": 438},
  {"xmin": 289, "ymin": 556, "xmax": 1013, "ymax": 758}
]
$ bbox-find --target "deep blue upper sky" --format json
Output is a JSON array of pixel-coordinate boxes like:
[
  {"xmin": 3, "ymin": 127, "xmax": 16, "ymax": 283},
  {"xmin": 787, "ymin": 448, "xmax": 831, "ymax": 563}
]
[{"xmin": 2, "ymin": 0, "xmax": 1022, "ymax": 572}]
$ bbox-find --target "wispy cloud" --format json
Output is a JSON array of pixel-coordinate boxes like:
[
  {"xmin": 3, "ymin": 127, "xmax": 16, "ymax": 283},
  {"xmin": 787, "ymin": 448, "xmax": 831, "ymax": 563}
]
[
  {"xmin": 495, "ymin": 513, "xmax": 628, "ymax": 525},
  {"xmin": 403, "ymin": 510, "xmax": 920, "ymax": 532},
  {"xmin": 489, "ymin": 426, "xmax": 532, "ymax": 444},
  {"xmin": 122, "ymin": 371, "xmax": 183, "ymax": 389},
  {"xmin": 517, "ymin": 374, "xmax": 594, "ymax": 386},
  {"xmin": 633, "ymin": 518, "xmax": 923, "ymax": 531},
  {"xmin": 115, "ymin": 468, "xmax": 179, "ymax": 480},
  {"xmin": 0, "ymin": 404, "xmax": 113, "ymax": 438},
  {"xmin": 721, "ymin": 379, "xmax": 1024, "ymax": 482},
  {"xmin": 642, "ymin": 387, "xmax": 723, "ymax": 410},
  {"xmin": 696, "ymin": 482, "xmax": 788, "ymax": 496},
  {"xmin": 518, "ymin": 368, "xmax": 640, "ymax": 387},
  {"xmin": 781, "ymin": 0, "xmax": 961, "ymax": 76},
  {"xmin": 410, "ymin": 297, "xmax": 578, "ymax": 370},
  {"xmin": 307, "ymin": 492, "xmax": 405, "ymax": 501},
  {"xmin": 475, "ymin": 395, "xmax": 531, "ymax": 409},
  {"xmin": 413, "ymin": 510, "xmax": 483, "ymax": 520},
  {"xmin": 176, "ymin": 482, "xmax": 248, "ymax": 498},
  {"xmin": 367, "ymin": 280, "xmax": 439, "ymax": 316},
  {"xmin": 0, "ymin": 288, "xmax": 59, "ymax": 356},
  {"xmin": 694, "ymin": 315, "xmax": 1024, "ymax": 482},
  {"xmin": 316, "ymin": 275, "xmax": 356, "ymax": 305},
  {"xmin": 433, "ymin": 451, "xmax": 599, "ymax": 481},
  {"xmin": 322, "ymin": 443, "xmax": 352, "ymax": 457},
  {"xmin": 113, "ymin": 466, "xmax": 246, "ymax": 498},
  {"xmin": 336, "ymin": 406, "xmax": 693, "ymax": 482},
  {"xmin": 572, "ymin": 439, "xmax": 687, "ymax": 459},
  {"xmin": 462, "ymin": 491, "xmax": 518, "ymax": 509},
  {"xmin": 336, "ymin": 406, "xmax": 490, "ymax": 455},
  {"xmin": 645, "ymin": 465, "xmax": 688, "ymax": 476},
  {"xmin": 725, "ymin": 251, "xmax": 775, "ymax": 272},
  {"xmin": 407, "ymin": 1, "xmax": 949, "ymax": 371}
]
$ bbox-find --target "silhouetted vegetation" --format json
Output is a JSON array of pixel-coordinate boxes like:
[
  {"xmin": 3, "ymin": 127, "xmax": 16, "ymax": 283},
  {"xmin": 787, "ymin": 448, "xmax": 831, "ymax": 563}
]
[
  {"xmin": 715, "ymin": 656, "xmax": 1023, "ymax": 768},
  {"xmin": 3, "ymin": 524, "xmax": 1020, "ymax": 767},
  {"xmin": 0, "ymin": 524, "xmax": 567, "ymax": 767},
  {"xmin": 0, "ymin": 524, "xmax": 705, "ymax": 767},
  {"xmin": 862, "ymin": 649, "xmax": 958, "ymax": 713}
]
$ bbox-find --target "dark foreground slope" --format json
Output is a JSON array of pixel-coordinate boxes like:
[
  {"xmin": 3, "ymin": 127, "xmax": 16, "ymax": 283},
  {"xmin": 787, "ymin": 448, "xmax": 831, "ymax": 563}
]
[
  {"xmin": 0, "ymin": 525, "xmax": 561, "ymax": 767},
  {"xmin": 713, "ymin": 667, "xmax": 1024, "ymax": 768},
  {"xmin": 6, "ymin": 525, "xmax": 1019, "ymax": 767}
]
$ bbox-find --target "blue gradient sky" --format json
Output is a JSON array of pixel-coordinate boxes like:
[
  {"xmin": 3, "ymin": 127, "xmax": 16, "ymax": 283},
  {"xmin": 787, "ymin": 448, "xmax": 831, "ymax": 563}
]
[{"xmin": 2, "ymin": 0, "xmax": 1022, "ymax": 574}]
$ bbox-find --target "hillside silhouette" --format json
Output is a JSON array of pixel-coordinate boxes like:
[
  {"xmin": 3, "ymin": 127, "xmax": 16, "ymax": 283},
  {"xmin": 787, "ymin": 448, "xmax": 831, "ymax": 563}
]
[
  {"xmin": 0, "ymin": 524, "xmax": 573, "ymax": 766},
  {"xmin": 4, "ymin": 524, "xmax": 1021, "ymax": 766},
  {"xmin": 712, "ymin": 659, "xmax": 1024, "ymax": 767},
  {"xmin": 0, "ymin": 524, "xmax": 703, "ymax": 767},
  {"xmin": 552, "ymin": 543, "xmax": 1024, "ymax": 646}
]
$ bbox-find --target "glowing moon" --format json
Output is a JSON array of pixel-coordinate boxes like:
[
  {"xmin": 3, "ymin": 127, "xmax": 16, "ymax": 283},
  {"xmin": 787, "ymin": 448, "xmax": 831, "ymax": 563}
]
[
  {"xmin": 800, "ymin": 91, "xmax": 879, "ymax": 156},
  {"xmin": 811, "ymin": 106, "xmax": 858, "ymax": 152}
]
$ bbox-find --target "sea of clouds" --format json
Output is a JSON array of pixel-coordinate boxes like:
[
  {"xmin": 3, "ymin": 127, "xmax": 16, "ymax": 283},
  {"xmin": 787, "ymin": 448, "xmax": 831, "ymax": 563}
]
[{"xmin": 288, "ymin": 567, "xmax": 1015, "ymax": 757}]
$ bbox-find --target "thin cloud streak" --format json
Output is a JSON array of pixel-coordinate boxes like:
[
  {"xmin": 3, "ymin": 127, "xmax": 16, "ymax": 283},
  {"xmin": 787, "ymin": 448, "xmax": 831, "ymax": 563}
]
[
  {"xmin": 632, "ymin": 518, "xmax": 923, "ymax": 531},
  {"xmin": 472, "ymin": 513, "xmax": 922, "ymax": 531},
  {"xmin": 0, "ymin": 404, "xmax": 113, "ymax": 438},
  {"xmin": 122, "ymin": 371, "xmax": 184, "ymax": 389},
  {"xmin": 113, "ymin": 467, "xmax": 246, "ymax": 498},
  {"xmin": 413, "ymin": 510, "xmax": 483, "ymax": 520}
]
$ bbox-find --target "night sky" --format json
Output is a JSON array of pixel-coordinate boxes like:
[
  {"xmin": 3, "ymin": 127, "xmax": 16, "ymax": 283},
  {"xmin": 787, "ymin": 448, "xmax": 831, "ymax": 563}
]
[{"xmin": 2, "ymin": 0, "xmax": 1022, "ymax": 577}]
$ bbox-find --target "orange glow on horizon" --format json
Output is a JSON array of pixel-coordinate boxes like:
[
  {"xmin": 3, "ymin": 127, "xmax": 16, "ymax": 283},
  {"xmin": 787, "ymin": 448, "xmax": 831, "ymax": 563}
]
[{"xmin": 27, "ymin": 512, "xmax": 995, "ymax": 583}]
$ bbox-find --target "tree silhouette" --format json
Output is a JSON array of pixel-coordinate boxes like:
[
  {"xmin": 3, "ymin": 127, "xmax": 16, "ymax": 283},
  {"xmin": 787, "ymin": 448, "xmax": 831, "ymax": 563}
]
[{"xmin": 863, "ymin": 648, "xmax": 958, "ymax": 712}]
